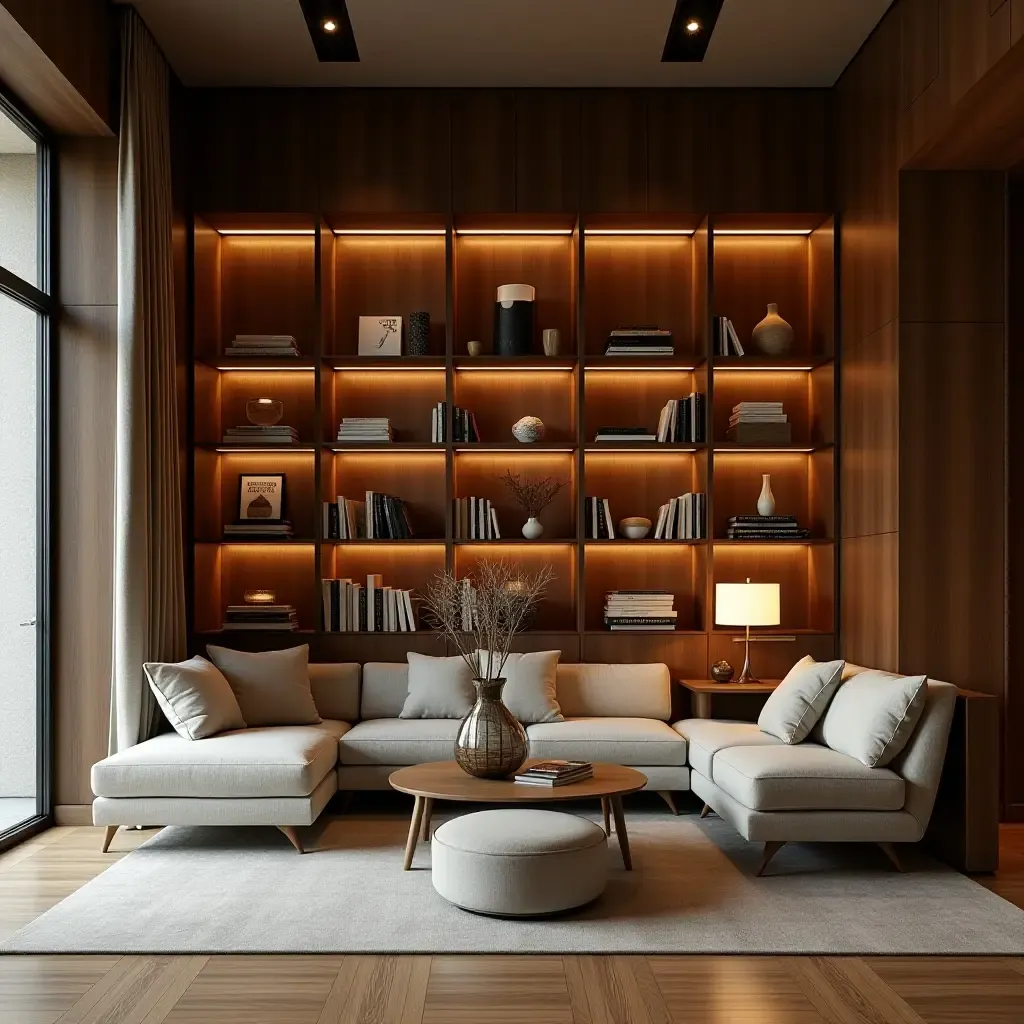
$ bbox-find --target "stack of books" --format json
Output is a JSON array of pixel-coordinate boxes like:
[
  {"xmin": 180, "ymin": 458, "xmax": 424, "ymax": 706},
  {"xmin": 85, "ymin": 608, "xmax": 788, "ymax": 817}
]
[
  {"xmin": 514, "ymin": 760, "xmax": 594, "ymax": 787},
  {"xmin": 653, "ymin": 493, "xmax": 706, "ymax": 539},
  {"xmin": 656, "ymin": 393, "xmax": 706, "ymax": 443},
  {"xmin": 604, "ymin": 328, "xmax": 674, "ymax": 357},
  {"xmin": 727, "ymin": 515, "xmax": 809, "ymax": 541},
  {"xmin": 321, "ymin": 574, "xmax": 418, "ymax": 632},
  {"xmin": 593, "ymin": 426, "xmax": 656, "ymax": 443},
  {"xmin": 585, "ymin": 497, "xmax": 616, "ymax": 539},
  {"xmin": 453, "ymin": 496, "xmax": 501, "ymax": 539},
  {"xmin": 223, "ymin": 603, "xmax": 298, "ymax": 631},
  {"xmin": 336, "ymin": 418, "xmax": 393, "ymax": 443},
  {"xmin": 433, "ymin": 403, "xmax": 480, "ymax": 443},
  {"xmin": 713, "ymin": 316, "xmax": 744, "ymax": 356},
  {"xmin": 322, "ymin": 497, "xmax": 366, "ymax": 539},
  {"xmin": 221, "ymin": 425, "xmax": 299, "ymax": 446},
  {"xmin": 225, "ymin": 335, "xmax": 299, "ymax": 358},
  {"xmin": 223, "ymin": 520, "xmax": 293, "ymax": 540},
  {"xmin": 727, "ymin": 402, "xmax": 791, "ymax": 445},
  {"xmin": 322, "ymin": 491, "xmax": 414, "ymax": 540},
  {"xmin": 604, "ymin": 590, "xmax": 676, "ymax": 631}
]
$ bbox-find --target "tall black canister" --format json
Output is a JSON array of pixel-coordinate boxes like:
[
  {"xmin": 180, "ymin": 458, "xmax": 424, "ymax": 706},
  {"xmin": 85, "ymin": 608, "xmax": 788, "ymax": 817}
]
[{"xmin": 494, "ymin": 283, "xmax": 535, "ymax": 356}]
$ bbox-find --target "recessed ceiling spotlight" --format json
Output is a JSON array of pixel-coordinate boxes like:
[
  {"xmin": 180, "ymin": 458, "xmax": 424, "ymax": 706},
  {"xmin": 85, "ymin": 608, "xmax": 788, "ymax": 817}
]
[
  {"xmin": 685, "ymin": 19, "xmax": 701, "ymax": 33},
  {"xmin": 298, "ymin": 1, "xmax": 358, "ymax": 61},
  {"xmin": 662, "ymin": 0, "xmax": 723, "ymax": 61},
  {"xmin": 321, "ymin": 18, "xmax": 338, "ymax": 32}
]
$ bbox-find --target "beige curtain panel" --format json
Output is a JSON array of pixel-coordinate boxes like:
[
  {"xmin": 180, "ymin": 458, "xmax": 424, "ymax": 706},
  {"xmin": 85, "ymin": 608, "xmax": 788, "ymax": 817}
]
[{"xmin": 110, "ymin": 9, "xmax": 186, "ymax": 753}]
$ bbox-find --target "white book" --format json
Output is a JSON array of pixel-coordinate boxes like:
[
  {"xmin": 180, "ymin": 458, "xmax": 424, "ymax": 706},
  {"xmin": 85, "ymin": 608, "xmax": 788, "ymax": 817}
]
[
  {"xmin": 726, "ymin": 317, "xmax": 744, "ymax": 356},
  {"xmin": 656, "ymin": 401, "xmax": 672, "ymax": 443},
  {"xmin": 603, "ymin": 498, "xmax": 615, "ymax": 539},
  {"xmin": 665, "ymin": 497, "xmax": 678, "ymax": 540},
  {"xmin": 365, "ymin": 490, "xmax": 374, "ymax": 539},
  {"xmin": 654, "ymin": 503, "xmax": 669, "ymax": 539},
  {"xmin": 490, "ymin": 506, "xmax": 501, "ymax": 540},
  {"xmin": 431, "ymin": 406, "xmax": 438, "ymax": 443},
  {"xmin": 470, "ymin": 496, "xmax": 477, "ymax": 540},
  {"xmin": 403, "ymin": 589, "xmax": 417, "ymax": 632},
  {"xmin": 396, "ymin": 590, "xmax": 408, "ymax": 631},
  {"xmin": 668, "ymin": 398, "xmax": 678, "ymax": 441}
]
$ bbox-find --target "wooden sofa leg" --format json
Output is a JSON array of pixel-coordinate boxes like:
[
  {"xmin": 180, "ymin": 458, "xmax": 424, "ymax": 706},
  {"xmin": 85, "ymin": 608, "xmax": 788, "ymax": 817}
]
[
  {"xmin": 756, "ymin": 841, "xmax": 786, "ymax": 876},
  {"xmin": 101, "ymin": 825, "xmax": 118, "ymax": 853},
  {"xmin": 878, "ymin": 842, "xmax": 904, "ymax": 872},
  {"xmin": 657, "ymin": 791, "xmax": 680, "ymax": 815},
  {"xmin": 700, "ymin": 802, "xmax": 712, "ymax": 819},
  {"xmin": 278, "ymin": 825, "xmax": 305, "ymax": 854}
]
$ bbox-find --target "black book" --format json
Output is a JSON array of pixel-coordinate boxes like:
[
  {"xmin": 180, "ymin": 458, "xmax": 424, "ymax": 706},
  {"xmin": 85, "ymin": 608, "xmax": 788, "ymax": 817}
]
[
  {"xmin": 374, "ymin": 586, "xmax": 384, "ymax": 630},
  {"xmin": 359, "ymin": 587, "xmax": 367, "ymax": 631},
  {"xmin": 584, "ymin": 497, "xmax": 593, "ymax": 538},
  {"xmin": 694, "ymin": 393, "xmax": 706, "ymax": 442},
  {"xmin": 383, "ymin": 495, "xmax": 399, "ymax": 539},
  {"xmin": 397, "ymin": 498, "xmax": 413, "ymax": 538},
  {"xmin": 327, "ymin": 502, "xmax": 340, "ymax": 540},
  {"xmin": 376, "ymin": 494, "xmax": 387, "ymax": 538},
  {"xmin": 330, "ymin": 579, "xmax": 341, "ymax": 632},
  {"xmin": 730, "ymin": 515, "xmax": 799, "ymax": 524}
]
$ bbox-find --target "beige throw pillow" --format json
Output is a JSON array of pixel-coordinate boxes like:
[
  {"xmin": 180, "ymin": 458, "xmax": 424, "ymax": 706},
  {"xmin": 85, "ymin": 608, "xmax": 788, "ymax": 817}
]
[
  {"xmin": 399, "ymin": 652, "xmax": 476, "ymax": 719},
  {"xmin": 758, "ymin": 656, "xmax": 845, "ymax": 744},
  {"xmin": 475, "ymin": 650, "xmax": 563, "ymax": 724},
  {"xmin": 820, "ymin": 670, "xmax": 928, "ymax": 767},
  {"xmin": 206, "ymin": 644, "xmax": 321, "ymax": 727},
  {"xmin": 144, "ymin": 655, "xmax": 246, "ymax": 740}
]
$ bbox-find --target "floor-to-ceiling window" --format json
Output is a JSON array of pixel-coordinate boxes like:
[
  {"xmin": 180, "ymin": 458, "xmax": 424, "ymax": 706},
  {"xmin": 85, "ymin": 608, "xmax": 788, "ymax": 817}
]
[{"xmin": 0, "ymin": 89, "xmax": 52, "ymax": 847}]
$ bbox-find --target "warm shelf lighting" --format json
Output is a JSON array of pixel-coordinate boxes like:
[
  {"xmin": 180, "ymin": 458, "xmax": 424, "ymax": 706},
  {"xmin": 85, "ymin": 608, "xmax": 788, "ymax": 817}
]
[
  {"xmin": 454, "ymin": 447, "xmax": 575, "ymax": 453},
  {"xmin": 455, "ymin": 364, "xmax": 574, "ymax": 373},
  {"xmin": 714, "ymin": 229, "xmax": 812, "ymax": 236},
  {"xmin": 456, "ymin": 228, "xmax": 573, "ymax": 236},
  {"xmin": 584, "ymin": 229, "xmax": 695, "ymax": 236},
  {"xmin": 215, "ymin": 229, "xmax": 315, "ymax": 236},
  {"xmin": 213, "ymin": 365, "xmax": 316, "ymax": 372},
  {"xmin": 330, "ymin": 364, "xmax": 443, "ymax": 372},
  {"xmin": 213, "ymin": 447, "xmax": 316, "ymax": 453},
  {"xmin": 713, "ymin": 447, "xmax": 815, "ymax": 454},
  {"xmin": 714, "ymin": 365, "xmax": 815, "ymax": 372},
  {"xmin": 333, "ymin": 229, "xmax": 445, "ymax": 236},
  {"xmin": 585, "ymin": 364, "xmax": 697, "ymax": 372},
  {"xmin": 586, "ymin": 446, "xmax": 699, "ymax": 453}
]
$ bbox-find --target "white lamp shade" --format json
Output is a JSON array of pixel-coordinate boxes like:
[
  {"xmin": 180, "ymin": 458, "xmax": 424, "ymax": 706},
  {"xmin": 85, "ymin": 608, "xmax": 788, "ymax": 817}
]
[{"xmin": 715, "ymin": 582, "xmax": 781, "ymax": 627}]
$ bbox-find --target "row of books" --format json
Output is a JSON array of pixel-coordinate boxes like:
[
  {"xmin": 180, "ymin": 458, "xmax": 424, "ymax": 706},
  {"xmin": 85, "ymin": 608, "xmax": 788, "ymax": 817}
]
[
  {"xmin": 604, "ymin": 328, "xmax": 674, "ymax": 357},
  {"xmin": 321, "ymin": 492, "xmax": 413, "ymax": 540},
  {"xmin": 453, "ymin": 497, "xmax": 502, "ymax": 540},
  {"xmin": 654, "ymin": 492, "xmax": 707, "ymax": 540},
  {"xmin": 224, "ymin": 521, "xmax": 293, "ymax": 540},
  {"xmin": 224, "ymin": 334, "xmax": 299, "ymax": 358},
  {"xmin": 223, "ymin": 604, "xmax": 298, "ymax": 631},
  {"xmin": 604, "ymin": 590, "xmax": 676, "ymax": 631},
  {"xmin": 321, "ymin": 575, "xmax": 419, "ymax": 632},
  {"xmin": 514, "ymin": 760, "xmax": 593, "ymax": 787},
  {"xmin": 727, "ymin": 402, "xmax": 791, "ymax": 445},
  {"xmin": 432, "ymin": 403, "xmax": 480, "ymax": 443},
  {"xmin": 584, "ymin": 496, "xmax": 616, "ymax": 539},
  {"xmin": 712, "ymin": 317, "xmax": 745, "ymax": 356},
  {"xmin": 656, "ymin": 393, "xmax": 706, "ymax": 443},
  {"xmin": 336, "ymin": 417, "xmax": 393, "ymax": 443},
  {"xmin": 726, "ymin": 514, "xmax": 809, "ymax": 541},
  {"xmin": 222, "ymin": 425, "xmax": 299, "ymax": 445}
]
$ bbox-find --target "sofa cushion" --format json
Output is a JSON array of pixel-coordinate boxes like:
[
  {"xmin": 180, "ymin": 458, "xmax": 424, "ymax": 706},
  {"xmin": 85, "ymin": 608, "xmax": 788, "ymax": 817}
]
[
  {"xmin": 206, "ymin": 645, "xmax": 321, "ymax": 727},
  {"xmin": 673, "ymin": 719, "xmax": 782, "ymax": 780},
  {"xmin": 144, "ymin": 655, "xmax": 246, "ymax": 740},
  {"xmin": 820, "ymin": 670, "xmax": 929, "ymax": 767},
  {"xmin": 91, "ymin": 721, "xmax": 349, "ymax": 799},
  {"xmin": 712, "ymin": 743, "xmax": 905, "ymax": 812},
  {"xmin": 555, "ymin": 663, "xmax": 671, "ymax": 720},
  {"xmin": 526, "ymin": 717, "xmax": 686, "ymax": 766},
  {"xmin": 339, "ymin": 718, "xmax": 462, "ymax": 766},
  {"xmin": 758, "ymin": 657, "xmax": 845, "ymax": 744},
  {"xmin": 399, "ymin": 653, "xmax": 476, "ymax": 720},
  {"xmin": 476, "ymin": 649, "xmax": 563, "ymax": 724}
]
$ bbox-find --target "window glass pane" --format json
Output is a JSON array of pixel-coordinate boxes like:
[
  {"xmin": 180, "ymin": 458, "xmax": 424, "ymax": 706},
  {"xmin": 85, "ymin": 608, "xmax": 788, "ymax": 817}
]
[
  {"xmin": 0, "ymin": 106, "xmax": 39, "ymax": 288},
  {"xmin": 0, "ymin": 291, "xmax": 38, "ymax": 831}
]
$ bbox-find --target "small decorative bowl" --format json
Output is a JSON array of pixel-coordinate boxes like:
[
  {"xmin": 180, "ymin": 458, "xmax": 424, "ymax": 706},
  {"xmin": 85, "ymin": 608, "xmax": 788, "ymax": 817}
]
[
  {"xmin": 711, "ymin": 660, "xmax": 734, "ymax": 683},
  {"xmin": 244, "ymin": 589, "xmax": 276, "ymax": 605},
  {"xmin": 246, "ymin": 398, "xmax": 284, "ymax": 426},
  {"xmin": 619, "ymin": 516, "xmax": 651, "ymax": 540}
]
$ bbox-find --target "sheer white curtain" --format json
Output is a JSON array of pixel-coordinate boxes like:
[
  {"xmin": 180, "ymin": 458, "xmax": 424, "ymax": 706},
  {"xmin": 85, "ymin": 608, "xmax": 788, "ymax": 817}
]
[{"xmin": 110, "ymin": 9, "xmax": 186, "ymax": 752}]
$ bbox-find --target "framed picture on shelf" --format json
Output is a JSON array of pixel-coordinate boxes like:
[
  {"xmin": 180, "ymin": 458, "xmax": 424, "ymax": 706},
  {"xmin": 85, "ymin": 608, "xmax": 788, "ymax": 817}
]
[
  {"xmin": 237, "ymin": 474, "xmax": 286, "ymax": 521},
  {"xmin": 358, "ymin": 315, "xmax": 403, "ymax": 356}
]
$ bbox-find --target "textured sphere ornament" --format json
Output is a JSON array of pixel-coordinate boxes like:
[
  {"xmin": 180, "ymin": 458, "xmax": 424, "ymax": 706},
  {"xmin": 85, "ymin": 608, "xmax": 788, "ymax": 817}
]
[
  {"xmin": 512, "ymin": 415, "xmax": 546, "ymax": 443},
  {"xmin": 455, "ymin": 679, "xmax": 529, "ymax": 779},
  {"xmin": 246, "ymin": 398, "xmax": 284, "ymax": 426},
  {"xmin": 751, "ymin": 302, "xmax": 794, "ymax": 356},
  {"xmin": 711, "ymin": 660, "xmax": 735, "ymax": 683}
]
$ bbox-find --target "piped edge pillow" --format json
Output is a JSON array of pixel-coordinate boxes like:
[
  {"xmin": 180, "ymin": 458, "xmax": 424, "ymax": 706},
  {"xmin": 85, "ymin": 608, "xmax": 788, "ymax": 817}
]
[
  {"xmin": 475, "ymin": 649, "xmax": 562, "ymax": 724},
  {"xmin": 144, "ymin": 655, "xmax": 246, "ymax": 740},
  {"xmin": 206, "ymin": 644, "xmax": 321, "ymax": 727},
  {"xmin": 399, "ymin": 652, "xmax": 476, "ymax": 719},
  {"xmin": 757, "ymin": 656, "xmax": 845, "ymax": 744},
  {"xmin": 820, "ymin": 669, "xmax": 928, "ymax": 767}
]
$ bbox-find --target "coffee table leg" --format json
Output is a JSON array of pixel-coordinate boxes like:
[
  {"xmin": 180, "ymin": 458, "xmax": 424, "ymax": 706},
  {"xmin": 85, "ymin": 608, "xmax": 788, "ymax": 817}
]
[
  {"xmin": 421, "ymin": 798, "xmax": 434, "ymax": 842},
  {"xmin": 601, "ymin": 797, "xmax": 611, "ymax": 836},
  {"xmin": 610, "ymin": 796, "xmax": 632, "ymax": 870},
  {"xmin": 404, "ymin": 795, "xmax": 424, "ymax": 870}
]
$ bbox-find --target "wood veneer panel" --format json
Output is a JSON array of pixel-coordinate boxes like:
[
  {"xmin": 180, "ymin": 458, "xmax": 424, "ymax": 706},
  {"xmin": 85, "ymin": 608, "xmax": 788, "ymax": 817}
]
[
  {"xmin": 324, "ymin": 451, "xmax": 447, "ymax": 540},
  {"xmin": 331, "ymin": 237, "xmax": 448, "ymax": 357},
  {"xmin": 583, "ymin": 369, "xmax": 698, "ymax": 441},
  {"xmin": 193, "ymin": 369, "xmax": 317, "ymax": 445},
  {"xmin": 946, "ymin": 0, "xmax": 1011, "ymax": 106},
  {"xmin": 582, "ymin": 237, "xmax": 696, "ymax": 357},
  {"xmin": 515, "ymin": 90, "xmax": 581, "ymax": 213},
  {"xmin": 583, "ymin": 633, "xmax": 707, "ymax": 685},
  {"xmin": 328, "ymin": 369, "xmax": 446, "ymax": 443},
  {"xmin": 451, "ymin": 90, "xmax": 516, "ymax": 213},
  {"xmin": 647, "ymin": 90, "xmax": 712, "ymax": 213},
  {"xmin": 710, "ymin": 371, "xmax": 817, "ymax": 445},
  {"xmin": 902, "ymin": 0, "xmax": 941, "ymax": 110},
  {"xmin": 583, "ymin": 451, "xmax": 704, "ymax": 528},
  {"xmin": 809, "ymin": 223, "xmax": 835, "ymax": 358},
  {"xmin": 454, "ymin": 368, "xmax": 576, "ymax": 442},
  {"xmin": 581, "ymin": 91, "xmax": 647, "ymax": 213}
]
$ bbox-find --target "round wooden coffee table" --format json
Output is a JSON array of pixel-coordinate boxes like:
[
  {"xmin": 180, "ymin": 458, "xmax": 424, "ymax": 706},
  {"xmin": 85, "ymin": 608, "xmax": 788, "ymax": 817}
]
[{"xmin": 389, "ymin": 760, "xmax": 647, "ymax": 871}]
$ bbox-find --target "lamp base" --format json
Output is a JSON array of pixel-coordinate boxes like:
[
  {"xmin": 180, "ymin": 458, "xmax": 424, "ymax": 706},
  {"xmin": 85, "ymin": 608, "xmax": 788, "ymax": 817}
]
[{"xmin": 735, "ymin": 670, "xmax": 762, "ymax": 685}]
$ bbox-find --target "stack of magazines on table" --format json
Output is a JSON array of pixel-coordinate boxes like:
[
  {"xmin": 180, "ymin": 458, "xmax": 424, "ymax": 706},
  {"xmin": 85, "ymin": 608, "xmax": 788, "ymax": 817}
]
[{"xmin": 514, "ymin": 760, "xmax": 594, "ymax": 787}]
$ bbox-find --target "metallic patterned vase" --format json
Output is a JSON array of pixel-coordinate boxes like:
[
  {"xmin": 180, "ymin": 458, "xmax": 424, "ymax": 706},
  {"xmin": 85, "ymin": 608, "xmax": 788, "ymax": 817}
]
[{"xmin": 455, "ymin": 678, "xmax": 528, "ymax": 779}]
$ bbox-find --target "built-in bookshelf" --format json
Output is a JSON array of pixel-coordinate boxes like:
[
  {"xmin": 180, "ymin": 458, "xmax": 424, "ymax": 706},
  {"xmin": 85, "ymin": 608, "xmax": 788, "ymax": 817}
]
[{"xmin": 189, "ymin": 212, "xmax": 838, "ymax": 679}]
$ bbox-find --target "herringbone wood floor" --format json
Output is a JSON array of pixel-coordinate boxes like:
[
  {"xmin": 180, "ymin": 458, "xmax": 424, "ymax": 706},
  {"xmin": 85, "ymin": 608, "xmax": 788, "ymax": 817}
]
[{"xmin": 1, "ymin": 824, "xmax": 1023, "ymax": 1023}]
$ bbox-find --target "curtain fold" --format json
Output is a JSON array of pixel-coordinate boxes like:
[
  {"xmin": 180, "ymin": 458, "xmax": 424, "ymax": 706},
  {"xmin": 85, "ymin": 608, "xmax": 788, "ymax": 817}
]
[{"xmin": 110, "ymin": 9, "xmax": 186, "ymax": 753}]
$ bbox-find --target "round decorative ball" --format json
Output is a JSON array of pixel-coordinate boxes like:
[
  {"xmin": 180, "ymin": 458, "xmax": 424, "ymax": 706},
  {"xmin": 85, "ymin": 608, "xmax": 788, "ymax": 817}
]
[
  {"xmin": 512, "ymin": 415, "xmax": 545, "ymax": 443},
  {"xmin": 246, "ymin": 398, "xmax": 284, "ymax": 426},
  {"xmin": 711, "ymin": 660, "xmax": 734, "ymax": 683},
  {"xmin": 619, "ymin": 516, "xmax": 651, "ymax": 539}
]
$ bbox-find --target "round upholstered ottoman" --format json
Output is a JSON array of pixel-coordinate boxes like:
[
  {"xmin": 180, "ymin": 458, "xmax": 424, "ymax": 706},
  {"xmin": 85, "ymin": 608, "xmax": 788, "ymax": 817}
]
[{"xmin": 431, "ymin": 808, "xmax": 608, "ymax": 917}]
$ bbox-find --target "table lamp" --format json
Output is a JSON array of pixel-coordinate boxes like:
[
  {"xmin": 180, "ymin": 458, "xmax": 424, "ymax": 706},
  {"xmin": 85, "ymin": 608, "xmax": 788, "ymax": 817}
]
[{"xmin": 715, "ymin": 579, "xmax": 781, "ymax": 684}]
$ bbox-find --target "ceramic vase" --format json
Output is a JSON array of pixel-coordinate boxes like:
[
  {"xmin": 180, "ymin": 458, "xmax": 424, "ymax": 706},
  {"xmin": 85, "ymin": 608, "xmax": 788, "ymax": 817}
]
[
  {"xmin": 751, "ymin": 303, "xmax": 794, "ymax": 356},
  {"xmin": 407, "ymin": 311, "xmax": 430, "ymax": 356},
  {"xmin": 522, "ymin": 517, "xmax": 544, "ymax": 539},
  {"xmin": 467, "ymin": 340, "xmax": 483, "ymax": 357},
  {"xmin": 757, "ymin": 473, "xmax": 776, "ymax": 516},
  {"xmin": 542, "ymin": 328, "xmax": 561, "ymax": 357},
  {"xmin": 454, "ymin": 678, "xmax": 528, "ymax": 778}
]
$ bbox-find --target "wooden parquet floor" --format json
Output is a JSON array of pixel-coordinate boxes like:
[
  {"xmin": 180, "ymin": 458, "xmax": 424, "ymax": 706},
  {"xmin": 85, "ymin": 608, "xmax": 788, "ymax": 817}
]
[{"xmin": 1, "ymin": 824, "xmax": 1023, "ymax": 1023}]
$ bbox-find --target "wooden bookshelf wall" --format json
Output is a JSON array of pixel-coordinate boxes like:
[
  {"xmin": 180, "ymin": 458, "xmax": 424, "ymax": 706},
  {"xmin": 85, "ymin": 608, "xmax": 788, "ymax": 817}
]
[{"xmin": 190, "ymin": 211, "xmax": 838, "ymax": 680}]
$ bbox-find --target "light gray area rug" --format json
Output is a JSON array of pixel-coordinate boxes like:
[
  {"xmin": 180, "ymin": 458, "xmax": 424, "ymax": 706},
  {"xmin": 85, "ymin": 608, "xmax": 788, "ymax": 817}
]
[{"xmin": 6, "ymin": 810, "xmax": 1024, "ymax": 954}]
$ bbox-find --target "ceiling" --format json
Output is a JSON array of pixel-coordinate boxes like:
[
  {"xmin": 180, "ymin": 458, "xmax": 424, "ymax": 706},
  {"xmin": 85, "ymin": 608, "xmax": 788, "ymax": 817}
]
[{"xmin": 119, "ymin": 0, "xmax": 894, "ymax": 88}]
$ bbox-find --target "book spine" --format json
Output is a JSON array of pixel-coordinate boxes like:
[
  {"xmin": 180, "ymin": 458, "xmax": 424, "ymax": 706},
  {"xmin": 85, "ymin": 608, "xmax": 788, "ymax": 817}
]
[
  {"xmin": 603, "ymin": 498, "xmax": 615, "ymax": 539},
  {"xmin": 596, "ymin": 497, "xmax": 608, "ymax": 539}
]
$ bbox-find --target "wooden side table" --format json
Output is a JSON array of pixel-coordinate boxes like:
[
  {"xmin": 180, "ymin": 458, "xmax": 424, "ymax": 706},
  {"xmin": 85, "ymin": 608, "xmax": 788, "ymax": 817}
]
[{"xmin": 678, "ymin": 679, "xmax": 781, "ymax": 719}]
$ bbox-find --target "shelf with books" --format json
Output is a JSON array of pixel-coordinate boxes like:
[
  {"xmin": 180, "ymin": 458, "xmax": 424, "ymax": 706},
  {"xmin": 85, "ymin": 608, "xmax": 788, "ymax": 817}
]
[
  {"xmin": 324, "ymin": 356, "xmax": 447, "ymax": 371},
  {"xmin": 453, "ymin": 365, "xmax": 576, "ymax": 443},
  {"xmin": 326, "ymin": 366, "xmax": 446, "ymax": 444}
]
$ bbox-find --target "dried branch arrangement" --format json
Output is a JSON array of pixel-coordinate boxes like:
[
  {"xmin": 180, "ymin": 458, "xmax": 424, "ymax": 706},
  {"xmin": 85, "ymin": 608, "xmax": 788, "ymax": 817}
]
[
  {"xmin": 501, "ymin": 471, "xmax": 565, "ymax": 520},
  {"xmin": 422, "ymin": 558, "xmax": 555, "ymax": 680}
]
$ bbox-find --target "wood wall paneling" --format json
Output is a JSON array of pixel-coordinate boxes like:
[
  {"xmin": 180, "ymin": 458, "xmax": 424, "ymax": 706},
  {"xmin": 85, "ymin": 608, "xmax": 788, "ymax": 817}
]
[
  {"xmin": 514, "ymin": 90, "xmax": 581, "ymax": 213},
  {"xmin": 840, "ymin": 532, "xmax": 899, "ymax": 671},
  {"xmin": 945, "ymin": 0, "xmax": 1011, "ymax": 107},
  {"xmin": 581, "ymin": 91, "xmax": 647, "ymax": 212},
  {"xmin": 646, "ymin": 90, "xmax": 711, "ymax": 213},
  {"xmin": 451, "ymin": 90, "xmax": 516, "ymax": 212},
  {"xmin": 901, "ymin": 0, "xmax": 941, "ymax": 110}
]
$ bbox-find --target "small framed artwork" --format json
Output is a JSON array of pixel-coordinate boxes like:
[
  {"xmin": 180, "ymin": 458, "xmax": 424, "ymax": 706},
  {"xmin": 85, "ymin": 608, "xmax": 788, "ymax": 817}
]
[
  {"xmin": 358, "ymin": 315, "xmax": 403, "ymax": 356},
  {"xmin": 238, "ymin": 474, "xmax": 286, "ymax": 521}
]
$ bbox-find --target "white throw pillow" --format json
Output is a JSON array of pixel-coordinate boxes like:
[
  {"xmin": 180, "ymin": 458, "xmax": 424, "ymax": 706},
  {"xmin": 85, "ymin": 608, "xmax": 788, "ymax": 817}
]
[
  {"xmin": 399, "ymin": 652, "xmax": 476, "ymax": 719},
  {"xmin": 144, "ymin": 655, "xmax": 246, "ymax": 740},
  {"xmin": 820, "ymin": 670, "xmax": 928, "ymax": 767},
  {"xmin": 758, "ymin": 656, "xmax": 845, "ymax": 744},
  {"xmin": 475, "ymin": 650, "xmax": 563, "ymax": 724},
  {"xmin": 206, "ymin": 644, "xmax": 321, "ymax": 727}
]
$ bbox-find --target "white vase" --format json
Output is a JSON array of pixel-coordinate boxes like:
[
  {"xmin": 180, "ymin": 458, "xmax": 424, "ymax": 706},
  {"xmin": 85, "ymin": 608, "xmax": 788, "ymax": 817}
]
[
  {"xmin": 522, "ymin": 517, "xmax": 544, "ymax": 540},
  {"xmin": 757, "ymin": 474, "xmax": 776, "ymax": 517}
]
